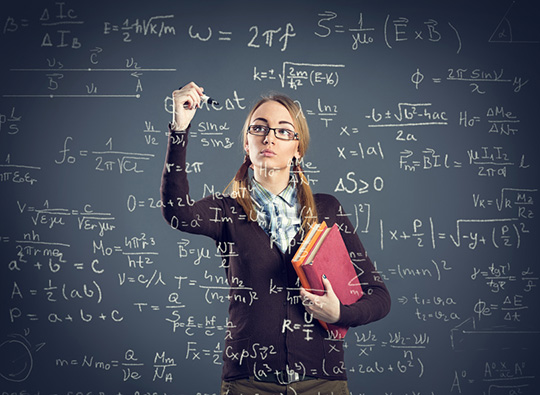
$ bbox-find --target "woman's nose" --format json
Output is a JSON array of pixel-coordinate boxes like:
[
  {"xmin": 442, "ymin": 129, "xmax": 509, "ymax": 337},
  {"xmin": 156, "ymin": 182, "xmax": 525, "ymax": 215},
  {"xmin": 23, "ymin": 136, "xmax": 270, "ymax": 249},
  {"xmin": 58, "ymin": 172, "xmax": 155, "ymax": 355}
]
[{"xmin": 263, "ymin": 130, "xmax": 276, "ymax": 144}]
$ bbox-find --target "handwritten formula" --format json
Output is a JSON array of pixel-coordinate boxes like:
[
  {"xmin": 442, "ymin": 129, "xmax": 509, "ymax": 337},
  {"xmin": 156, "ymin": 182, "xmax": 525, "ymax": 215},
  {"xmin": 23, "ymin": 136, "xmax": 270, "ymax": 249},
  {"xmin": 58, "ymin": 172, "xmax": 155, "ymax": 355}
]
[{"xmin": 1, "ymin": 1, "xmax": 539, "ymax": 394}]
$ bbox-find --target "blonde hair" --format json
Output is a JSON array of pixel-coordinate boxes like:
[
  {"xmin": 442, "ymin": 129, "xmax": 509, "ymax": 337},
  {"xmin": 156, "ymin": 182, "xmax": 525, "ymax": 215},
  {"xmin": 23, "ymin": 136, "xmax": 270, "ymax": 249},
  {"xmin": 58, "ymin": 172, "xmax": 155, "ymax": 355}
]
[{"xmin": 225, "ymin": 93, "xmax": 318, "ymax": 230}]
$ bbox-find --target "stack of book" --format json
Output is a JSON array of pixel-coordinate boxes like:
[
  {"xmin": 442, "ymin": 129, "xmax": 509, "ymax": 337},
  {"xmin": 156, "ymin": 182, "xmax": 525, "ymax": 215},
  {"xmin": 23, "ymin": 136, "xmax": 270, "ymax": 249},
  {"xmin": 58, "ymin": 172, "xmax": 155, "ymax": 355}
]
[{"xmin": 291, "ymin": 222, "xmax": 363, "ymax": 339}]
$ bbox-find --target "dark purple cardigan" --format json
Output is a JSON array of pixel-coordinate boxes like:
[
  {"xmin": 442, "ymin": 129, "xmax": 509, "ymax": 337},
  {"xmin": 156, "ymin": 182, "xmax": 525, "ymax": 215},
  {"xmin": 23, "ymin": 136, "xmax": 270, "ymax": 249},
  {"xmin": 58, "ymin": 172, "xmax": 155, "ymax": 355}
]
[{"xmin": 161, "ymin": 126, "xmax": 391, "ymax": 382}]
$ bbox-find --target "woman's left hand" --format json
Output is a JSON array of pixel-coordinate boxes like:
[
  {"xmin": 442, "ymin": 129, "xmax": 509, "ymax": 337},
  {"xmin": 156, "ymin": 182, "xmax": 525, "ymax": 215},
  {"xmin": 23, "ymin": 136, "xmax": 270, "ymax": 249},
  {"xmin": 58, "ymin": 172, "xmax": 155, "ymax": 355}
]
[{"xmin": 300, "ymin": 275, "xmax": 341, "ymax": 324}]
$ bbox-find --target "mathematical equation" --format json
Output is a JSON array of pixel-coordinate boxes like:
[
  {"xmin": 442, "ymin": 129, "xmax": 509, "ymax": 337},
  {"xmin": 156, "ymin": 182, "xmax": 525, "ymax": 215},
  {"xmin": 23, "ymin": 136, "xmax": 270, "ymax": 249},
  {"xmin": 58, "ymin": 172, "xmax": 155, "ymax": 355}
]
[
  {"xmin": 471, "ymin": 261, "xmax": 537, "ymax": 294},
  {"xmin": 54, "ymin": 348, "xmax": 179, "ymax": 383},
  {"xmin": 450, "ymin": 359, "xmax": 537, "ymax": 394},
  {"xmin": 411, "ymin": 67, "xmax": 529, "ymax": 93},
  {"xmin": 398, "ymin": 145, "xmax": 529, "ymax": 177},
  {"xmin": 55, "ymin": 136, "xmax": 155, "ymax": 174},
  {"xmin": 1, "ymin": 1, "xmax": 539, "ymax": 393},
  {"xmin": 254, "ymin": 62, "xmax": 344, "ymax": 90},
  {"xmin": 3, "ymin": 2, "xmax": 84, "ymax": 48},
  {"xmin": 337, "ymin": 197, "xmax": 536, "ymax": 250},
  {"xmin": 315, "ymin": 11, "xmax": 462, "ymax": 53}
]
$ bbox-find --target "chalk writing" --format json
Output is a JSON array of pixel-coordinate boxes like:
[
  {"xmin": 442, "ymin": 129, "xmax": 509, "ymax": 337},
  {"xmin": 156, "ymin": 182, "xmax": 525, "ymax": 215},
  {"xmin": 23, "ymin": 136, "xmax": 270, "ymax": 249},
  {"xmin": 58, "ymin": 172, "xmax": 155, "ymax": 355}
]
[
  {"xmin": 1, "ymin": 1, "xmax": 538, "ymax": 394},
  {"xmin": 103, "ymin": 15, "xmax": 176, "ymax": 41}
]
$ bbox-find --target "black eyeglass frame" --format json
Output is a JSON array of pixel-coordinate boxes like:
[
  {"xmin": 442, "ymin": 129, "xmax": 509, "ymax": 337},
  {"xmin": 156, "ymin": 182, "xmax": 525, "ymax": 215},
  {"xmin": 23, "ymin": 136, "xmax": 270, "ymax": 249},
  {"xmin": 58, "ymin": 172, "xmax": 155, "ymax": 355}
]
[{"xmin": 247, "ymin": 125, "xmax": 299, "ymax": 141}]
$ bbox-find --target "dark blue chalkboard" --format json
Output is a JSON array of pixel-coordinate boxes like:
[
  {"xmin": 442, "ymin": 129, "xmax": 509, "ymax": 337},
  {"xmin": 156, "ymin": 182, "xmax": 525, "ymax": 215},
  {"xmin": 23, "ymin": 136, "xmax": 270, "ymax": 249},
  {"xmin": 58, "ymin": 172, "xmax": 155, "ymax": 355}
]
[{"xmin": 1, "ymin": 1, "xmax": 539, "ymax": 394}]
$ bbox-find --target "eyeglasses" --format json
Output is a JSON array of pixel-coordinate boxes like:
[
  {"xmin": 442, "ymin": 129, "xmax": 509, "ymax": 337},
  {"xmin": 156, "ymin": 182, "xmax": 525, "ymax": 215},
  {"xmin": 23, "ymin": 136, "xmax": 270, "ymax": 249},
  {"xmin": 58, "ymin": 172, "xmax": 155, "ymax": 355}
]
[{"xmin": 247, "ymin": 125, "xmax": 299, "ymax": 141}]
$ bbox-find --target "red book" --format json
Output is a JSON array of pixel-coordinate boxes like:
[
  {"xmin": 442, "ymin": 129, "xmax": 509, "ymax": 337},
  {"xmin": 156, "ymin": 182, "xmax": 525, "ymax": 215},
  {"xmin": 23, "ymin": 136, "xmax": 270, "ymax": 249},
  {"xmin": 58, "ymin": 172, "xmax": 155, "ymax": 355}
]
[
  {"xmin": 301, "ymin": 223, "xmax": 363, "ymax": 339},
  {"xmin": 291, "ymin": 222, "xmax": 328, "ymax": 290},
  {"xmin": 291, "ymin": 222, "xmax": 330, "ymax": 331}
]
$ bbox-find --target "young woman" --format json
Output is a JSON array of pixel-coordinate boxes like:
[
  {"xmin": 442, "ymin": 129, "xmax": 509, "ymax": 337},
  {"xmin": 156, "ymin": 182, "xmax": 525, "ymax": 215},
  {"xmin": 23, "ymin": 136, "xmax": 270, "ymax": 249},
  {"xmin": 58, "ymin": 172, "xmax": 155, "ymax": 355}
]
[{"xmin": 161, "ymin": 82, "xmax": 391, "ymax": 394}]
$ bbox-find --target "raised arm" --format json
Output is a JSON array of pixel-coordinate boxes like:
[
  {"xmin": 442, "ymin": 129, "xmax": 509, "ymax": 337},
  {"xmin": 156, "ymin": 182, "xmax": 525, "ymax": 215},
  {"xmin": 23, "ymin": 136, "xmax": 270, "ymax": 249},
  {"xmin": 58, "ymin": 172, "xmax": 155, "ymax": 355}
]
[{"xmin": 160, "ymin": 82, "xmax": 226, "ymax": 241}]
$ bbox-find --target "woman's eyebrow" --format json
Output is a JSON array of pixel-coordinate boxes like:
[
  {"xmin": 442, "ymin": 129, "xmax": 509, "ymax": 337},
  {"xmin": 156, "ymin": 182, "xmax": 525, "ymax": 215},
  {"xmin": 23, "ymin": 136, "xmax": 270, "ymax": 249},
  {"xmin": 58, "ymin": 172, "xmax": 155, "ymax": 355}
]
[
  {"xmin": 252, "ymin": 117, "xmax": 268, "ymax": 124},
  {"xmin": 252, "ymin": 117, "xmax": 294, "ymax": 128}
]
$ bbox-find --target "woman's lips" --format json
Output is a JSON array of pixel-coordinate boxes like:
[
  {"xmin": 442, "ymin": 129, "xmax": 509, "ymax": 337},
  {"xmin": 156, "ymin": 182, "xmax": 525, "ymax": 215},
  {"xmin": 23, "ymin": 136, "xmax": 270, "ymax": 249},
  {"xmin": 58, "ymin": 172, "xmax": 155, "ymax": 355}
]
[{"xmin": 261, "ymin": 149, "xmax": 276, "ymax": 157}]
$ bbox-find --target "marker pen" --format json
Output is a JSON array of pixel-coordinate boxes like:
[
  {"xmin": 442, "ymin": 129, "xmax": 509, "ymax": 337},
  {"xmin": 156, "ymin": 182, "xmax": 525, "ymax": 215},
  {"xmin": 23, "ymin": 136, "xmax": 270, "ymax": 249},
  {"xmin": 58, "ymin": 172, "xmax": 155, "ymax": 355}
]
[
  {"xmin": 200, "ymin": 94, "xmax": 219, "ymax": 105},
  {"xmin": 181, "ymin": 90, "xmax": 219, "ymax": 108}
]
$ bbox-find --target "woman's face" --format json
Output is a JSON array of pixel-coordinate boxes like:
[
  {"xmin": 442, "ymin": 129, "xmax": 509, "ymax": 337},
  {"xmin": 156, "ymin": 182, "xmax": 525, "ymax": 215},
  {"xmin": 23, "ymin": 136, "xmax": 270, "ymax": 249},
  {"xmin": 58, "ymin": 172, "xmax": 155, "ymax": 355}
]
[{"xmin": 245, "ymin": 100, "xmax": 300, "ymax": 173}]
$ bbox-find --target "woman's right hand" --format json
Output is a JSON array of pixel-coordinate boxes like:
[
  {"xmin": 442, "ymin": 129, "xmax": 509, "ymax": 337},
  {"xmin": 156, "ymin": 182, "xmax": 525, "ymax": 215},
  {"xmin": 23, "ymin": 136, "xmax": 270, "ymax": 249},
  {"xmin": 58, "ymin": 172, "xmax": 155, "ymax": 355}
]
[{"xmin": 171, "ymin": 82, "xmax": 205, "ymax": 131}]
